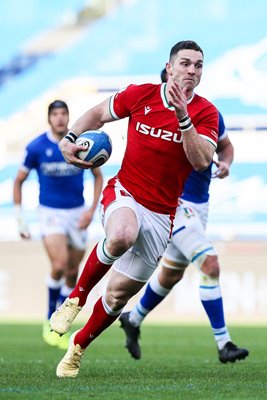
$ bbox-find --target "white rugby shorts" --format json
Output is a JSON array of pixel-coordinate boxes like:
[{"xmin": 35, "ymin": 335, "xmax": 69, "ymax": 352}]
[
  {"xmin": 100, "ymin": 178, "xmax": 173, "ymax": 282},
  {"xmin": 38, "ymin": 205, "xmax": 87, "ymax": 250},
  {"xmin": 165, "ymin": 199, "xmax": 217, "ymax": 268}
]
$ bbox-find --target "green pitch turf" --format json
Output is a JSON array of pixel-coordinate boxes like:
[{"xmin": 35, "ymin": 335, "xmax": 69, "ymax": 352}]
[{"xmin": 0, "ymin": 323, "xmax": 266, "ymax": 400}]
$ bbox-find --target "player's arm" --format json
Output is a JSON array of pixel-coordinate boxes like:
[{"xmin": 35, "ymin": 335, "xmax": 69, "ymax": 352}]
[
  {"xmin": 181, "ymin": 129, "xmax": 215, "ymax": 172},
  {"xmin": 168, "ymin": 80, "xmax": 215, "ymax": 171},
  {"xmin": 13, "ymin": 169, "xmax": 31, "ymax": 239},
  {"xmin": 59, "ymin": 98, "xmax": 115, "ymax": 169},
  {"xmin": 213, "ymin": 136, "xmax": 234, "ymax": 179},
  {"xmin": 78, "ymin": 167, "xmax": 104, "ymax": 229}
]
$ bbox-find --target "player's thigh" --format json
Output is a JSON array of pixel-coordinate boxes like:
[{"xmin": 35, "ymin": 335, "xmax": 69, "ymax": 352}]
[
  {"xmin": 39, "ymin": 206, "xmax": 66, "ymax": 236},
  {"xmin": 178, "ymin": 199, "xmax": 209, "ymax": 229},
  {"xmin": 113, "ymin": 249, "xmax": 156, "ymax": 282},
  {"xmin": 131, "ymin": 204, "xmax": 172, "ymax": 269},
  {"xmin": 101, "ymin": 180, "xmax": 141, "ymax": 242},
  {"xmin": 171, "ymin": 206, "xmax": 212, "ymax": 262},
  {"xmin": 163, "ymin": 239, "xmax": 189, "ymax": 266},
  {"xmin": 102, "ymin": 178, "xmax": 172, "ymax": 271},
  {"xmin": 43, "ymin": 234, "xmax": 69, "ymax": 270}
]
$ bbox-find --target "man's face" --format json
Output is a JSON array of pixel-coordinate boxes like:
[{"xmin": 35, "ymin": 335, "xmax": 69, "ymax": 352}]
[
  {"xmin": 48, "ymin": 108, "xmax": 69, "ymax": 134},
  {"xmin": 166, "ymin": 49, "xmax": 203, "ymax": 91}
]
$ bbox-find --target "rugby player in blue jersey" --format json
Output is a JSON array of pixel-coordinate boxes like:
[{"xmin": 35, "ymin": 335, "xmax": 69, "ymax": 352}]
[
  {"xmin": 119, "ymin": 69, "xmax": 249, "ymax": 364},
  {"xmin": 13, "ymin": 100, "xmax": 103, "ymax": 349}
]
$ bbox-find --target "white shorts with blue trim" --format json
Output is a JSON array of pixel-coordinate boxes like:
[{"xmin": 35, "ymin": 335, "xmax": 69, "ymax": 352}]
[{"xmin": 164, "ymin": 199, "xmax": 217, "ymax": 269}]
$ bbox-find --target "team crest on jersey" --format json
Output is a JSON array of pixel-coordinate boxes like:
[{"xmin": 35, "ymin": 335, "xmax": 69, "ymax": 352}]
[
  {"xmin": 183, "ymin": 207, "xmax": 195, "ymax": 218},
  {"xmin": 46, "ymin": 148, "xmax": 53, "ymax": 157}
]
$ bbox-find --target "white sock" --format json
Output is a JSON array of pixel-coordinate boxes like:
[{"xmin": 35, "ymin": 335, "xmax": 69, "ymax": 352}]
[
  {"xmin": 96, "ymin": 238, "xmax": 120, "ymax": 264},
  {"xmin": 129, "ymin": 270, "xmax": 171, "ymax": 327},
  {"xmin": 59, "ymin": 283, "xmax": 73, "ymax": 298}
]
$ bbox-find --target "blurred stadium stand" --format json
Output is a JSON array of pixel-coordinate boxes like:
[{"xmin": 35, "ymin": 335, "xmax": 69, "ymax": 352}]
[
  {"xmin": 0, "ymin": 0, "xmax": 87, "ymax": 66},
  {"xmin": 0, "ymin": 0, "xmax": 267, "ymax": 242},
  {"xmin": 0, "ymin": 0, "xmax": 122, "ymax": 116},
  {"xmin": 0, "ymin": 0, "xmax": 267, "ymax": 323},
  {"xmin": 1, "ymin": 0, "xmax": 267, "ymax": 121}
]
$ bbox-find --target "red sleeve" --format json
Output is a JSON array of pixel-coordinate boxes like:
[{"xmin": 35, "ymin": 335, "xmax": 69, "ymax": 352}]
[
  {"xmin": 109, "ymin": 84, "xmax": 138, "ymax": 120},
  {"xmin": 195, "ymin": 103, "xmax": 218, "ymax": 148}
]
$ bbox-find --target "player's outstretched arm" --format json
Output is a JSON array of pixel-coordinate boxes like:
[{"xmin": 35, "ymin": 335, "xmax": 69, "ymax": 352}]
[{"xmin": 59, "ymin": 98, "xmax": 114, "ymax": 168}]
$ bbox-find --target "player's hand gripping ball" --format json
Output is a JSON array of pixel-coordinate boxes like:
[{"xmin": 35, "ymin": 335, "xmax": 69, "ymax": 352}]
[{"xmin": 76, "ymin": 130, "xmax": 112, "ymax": 167}]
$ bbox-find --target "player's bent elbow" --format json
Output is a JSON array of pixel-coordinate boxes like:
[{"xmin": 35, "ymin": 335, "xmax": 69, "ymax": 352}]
[{"xmin": 192, "ymin": 159, "xmax": 210, "ymax": 172}]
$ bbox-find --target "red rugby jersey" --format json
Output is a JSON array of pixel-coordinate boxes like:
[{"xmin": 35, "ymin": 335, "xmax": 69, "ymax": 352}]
[{"xmin": 109, "ymin": 83, "xmax": 218, "ymax": 214}]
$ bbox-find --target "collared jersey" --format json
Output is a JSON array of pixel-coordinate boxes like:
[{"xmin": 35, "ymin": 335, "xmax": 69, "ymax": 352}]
[
  {"xmin": 21, "ymin": 131, "xmax": 85, "ymax": 209},
  {"xmin": 109, "ymin": 83, "xmax": 218, "ymax": 214},
  {"xmin": 181, "ymin": 112, "xmax": 227, "ymax": 203}
]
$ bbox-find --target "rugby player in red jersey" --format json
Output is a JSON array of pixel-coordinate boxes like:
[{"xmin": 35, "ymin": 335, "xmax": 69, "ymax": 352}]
[
  {"xmin": 50, "ymin": 40, "xmax": 219, "ymax": 378},
  {"xmin": 118, "ymin": 69, "xmax": 249, "ymax": 365}
]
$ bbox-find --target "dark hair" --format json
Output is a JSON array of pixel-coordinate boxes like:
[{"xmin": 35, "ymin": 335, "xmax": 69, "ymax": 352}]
[
  {"xmin": 169, "ymin": 40, "xmax": 204, "ymax": 61},
  {"xmin": 160, "ymin": 68, "xmax": 168, "ymax": 83},
  {"xmin": 48, "ymin": 100, "xmax": 69, "ymax": 115}
]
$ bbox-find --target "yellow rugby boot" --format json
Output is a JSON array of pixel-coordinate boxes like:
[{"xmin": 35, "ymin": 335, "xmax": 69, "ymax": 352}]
[
  {"xmin": 50, "ymin": 297, "xmax": 82, "ymax": 335},
  {"xmin": 42, "ymin": 320, "xmax": 59, "ymax": 347},
  {"xmin": 56, "ymin": 331, "xmax": 85, "ymax": 378},
  {"xmin": 57, "ymin": 331, "xmax": 71, "ymax": 350}
]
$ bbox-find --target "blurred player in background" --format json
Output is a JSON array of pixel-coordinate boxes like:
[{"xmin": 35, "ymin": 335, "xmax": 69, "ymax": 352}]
[
  {"xmin": 13, "ymin": 100, "xmax": 103, "ymax": 349},
  {"xmin": 50, "ymin": 40, "xmax": 220, "ymax": 378},
  {"xmin": 119, "ymin": 68, "xmax": 249, "ymax": 364}
]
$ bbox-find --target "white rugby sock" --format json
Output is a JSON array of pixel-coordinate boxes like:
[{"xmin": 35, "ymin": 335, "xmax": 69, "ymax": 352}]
[
  {"xmin": 96, "ymin": 238, "xmax": 120, "ymax": 264},
  {"xmin": 129, "ymin": 270, "xmax": 171, "ymax": 327},
  {"xmin": 199, "ymin": 272, "xmax": 231, "ymax": 349}
]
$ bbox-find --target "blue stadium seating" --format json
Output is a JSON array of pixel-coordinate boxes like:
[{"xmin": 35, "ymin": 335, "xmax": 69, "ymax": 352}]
[
  {"xmin": 0, "ymin": 0, "xmax": 86, "ymax": 66},
  {"xmin": 0, "ymin": 0, "xmax": 267, "ymax": 118}
]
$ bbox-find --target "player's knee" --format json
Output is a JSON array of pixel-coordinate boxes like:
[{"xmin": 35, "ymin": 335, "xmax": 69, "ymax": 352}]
[
  {"xmin": 107, "ymin": 227, "xmax": 138, "ymax": 255},
  {"xmin": 201, "ymin": 255, "xmax": 220, "ymax": 278},
  {"xmin": 105, "ymin": 287, "xmax": 129, "ymax": 311},
  {"xmin": 51, "ymin": 259, "xmax": 67, "ymax": 277},
  {"xmin": 159, "ymin": 264, "xmax": 185, "ymax": 289}
]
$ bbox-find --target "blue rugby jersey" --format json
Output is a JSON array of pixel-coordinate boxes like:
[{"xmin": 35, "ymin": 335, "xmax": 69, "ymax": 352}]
[
  {"xmin": 22, "ymin": 131, "xmax": 85, "ymax": 209},
  {"xmin": 181, "ymin": 112, "xmax": 227, "ymax": 203}
]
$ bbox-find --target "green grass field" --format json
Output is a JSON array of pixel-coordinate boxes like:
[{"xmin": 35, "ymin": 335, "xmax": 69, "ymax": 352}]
[{"xmin": 0, "ymin": 323, "xmax": 266, "ymax": 400}]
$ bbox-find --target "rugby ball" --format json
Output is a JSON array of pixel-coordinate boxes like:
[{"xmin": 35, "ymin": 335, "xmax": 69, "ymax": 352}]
[{"xmin": 76, "ymin": 130, "xmax": 112, "ymax": 167}]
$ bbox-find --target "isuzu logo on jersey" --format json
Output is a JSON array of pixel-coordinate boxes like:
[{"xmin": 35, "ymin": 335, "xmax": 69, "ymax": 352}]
[{"xmin": 136, "ymin": 121, "xmax": 183, "ymax": 143}]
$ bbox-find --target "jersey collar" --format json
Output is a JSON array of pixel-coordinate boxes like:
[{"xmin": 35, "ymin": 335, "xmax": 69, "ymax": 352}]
[
  {"xmin": 47, "ymin": 130, "xmax": 60, "ymax": 143},
  {"xmin": 160, "ymin": 83, "xmax": 195, "ymax": 109}
]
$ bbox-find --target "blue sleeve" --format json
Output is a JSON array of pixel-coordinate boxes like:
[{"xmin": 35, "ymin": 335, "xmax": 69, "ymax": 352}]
[
  {"xmin": 218, "ymin": 111, "xmax": 226, "ymax": 135},
  {"xmin": 23, "ymin": 143, "xmax": 38, "ymax": 170}
]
